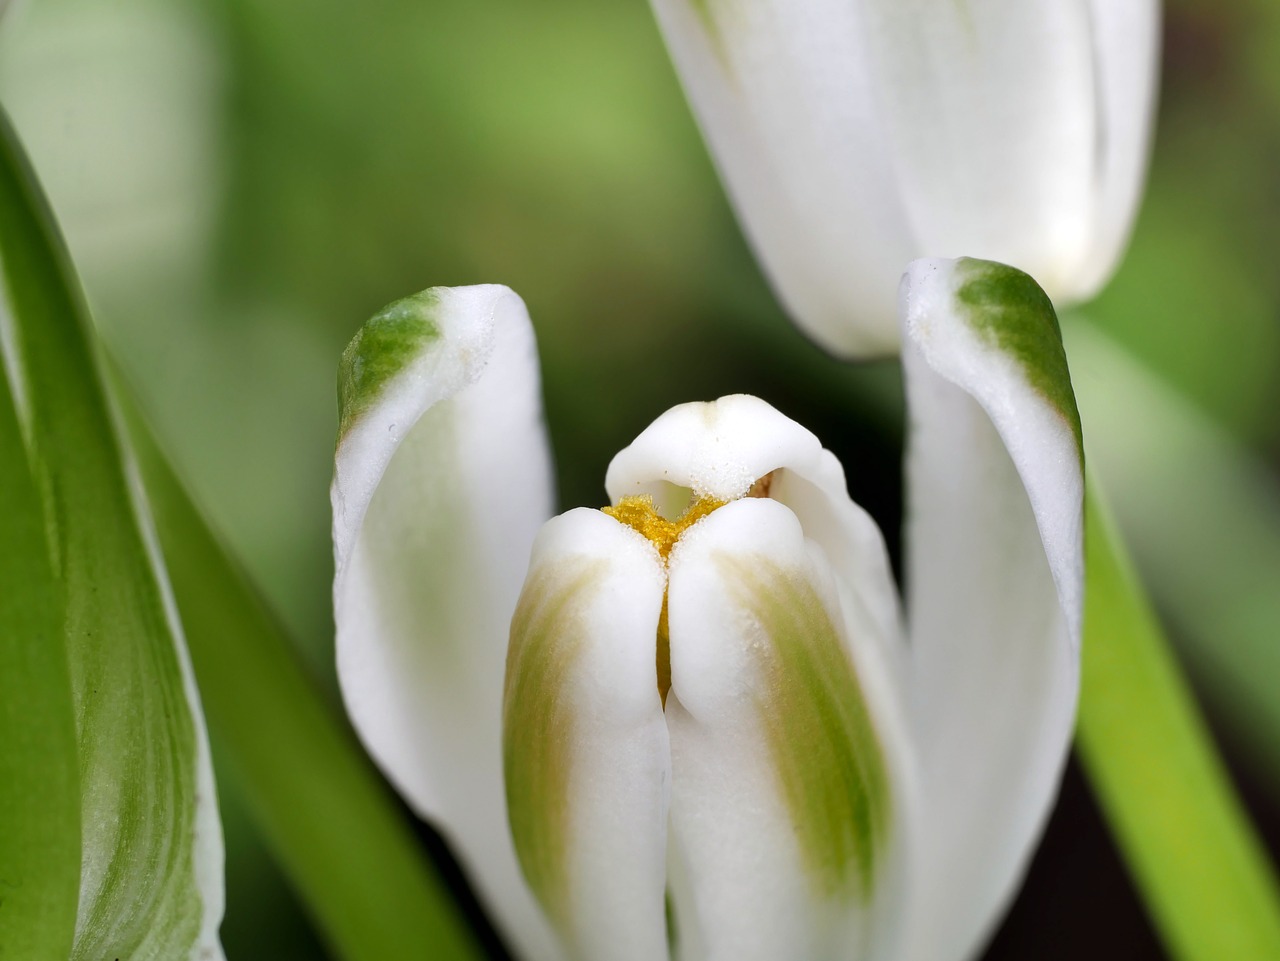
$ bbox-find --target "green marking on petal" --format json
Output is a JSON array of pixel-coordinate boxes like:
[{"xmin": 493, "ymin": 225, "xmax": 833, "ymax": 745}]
[
  {"xmin": 337, "ymin": 290, "xmax": 441, "ymax": 440},
  {"xmin": 719, "ymin": 556, "xmax": 892, "ymax": 901},
  {"xmin": 689, "ymin": 0, "xmax": 715, "ymax": 34},
  {"xmin": 954, "ymin": 258, "xmax": 1084, "ymax": 462},
  {"xmin": 686, "ymin": 0, "xmax": 735, "ymax": 75},
  {"xmin": 664, "ymin": 887, "xmax": 679, "ymax": 954},
  {"xmin": 503, "ymin": 559, "xmax": 606, "ymax": 929}
]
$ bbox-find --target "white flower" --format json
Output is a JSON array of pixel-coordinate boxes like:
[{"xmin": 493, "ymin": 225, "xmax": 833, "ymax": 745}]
[
  {"xmin": 331, "ymin": 258, "xmax": 1084, "ymax": 961},
  {"xmin": 646, "ymin": 0, "xmax": 1160, "ymax": 357}
]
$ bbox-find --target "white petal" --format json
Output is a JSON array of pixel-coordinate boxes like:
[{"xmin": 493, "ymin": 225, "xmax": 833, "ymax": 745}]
[
  {"xmin": 1072, "ymin": 0, "xmax": 1162, "ymax": 299},
  {"xmin": 898, "ymin": 258, "xmax": 1085, "ymax": 961},
  {"xmin": 647, "ymin": 0, "xmax": 914, "ymax": 356},
  {"xmin": 504, "ymin": 509, "xmax": 671, "ymax": 961},
  {"xmin": 605, "ymin": 393, "xmax": 904, "ymax": 672},
  {"xmin": 861, "ymin": 0, "xmax": 1098, "ymax": 301},
  {"xmin": 331, "ymin": 285, "xmax": 559, "ymax": 960},
  {"xmin": 664, "ymin": 498, "xmax": 915, "ymax": 961}
]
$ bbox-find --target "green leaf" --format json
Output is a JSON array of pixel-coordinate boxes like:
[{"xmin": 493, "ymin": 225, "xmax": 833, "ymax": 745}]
[
  {"xmin": 0, "ymin": 338, "xmax": 80, "ymax": 960},
  {"xmin": 0, "ymin": 110, "xmax": 222, "ymax": 959},
  {"xmin": 1078, "ymin": 478, "xmax": 1280, "ymax": 961},
  {"xmin": 118, "ymin": 378, "xmax": 488, "ymax": 961},
  {"xmin": 1066, "ymin": 318, "xmax": 1280, "ymax": 790}
]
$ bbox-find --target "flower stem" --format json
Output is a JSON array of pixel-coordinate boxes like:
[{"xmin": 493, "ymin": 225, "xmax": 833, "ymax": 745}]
[{"xmin": 1078, "ymin": 476, "xmax": 1280, "ymax": 960}]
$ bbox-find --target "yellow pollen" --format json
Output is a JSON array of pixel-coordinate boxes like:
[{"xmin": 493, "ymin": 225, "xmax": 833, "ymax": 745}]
[
  {"xmin": 601, "ymin": 494, "xmax": 726, "ymax": 561},
  {"xmin": 602, "ymin": 493, "xmax": 726, "ymax": 709}
]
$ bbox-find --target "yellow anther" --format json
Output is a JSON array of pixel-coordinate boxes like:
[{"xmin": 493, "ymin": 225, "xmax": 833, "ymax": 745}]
[
  {"xmin": 602, "ymin": 494, "xmax": 725, "ymax": 561},
  {"xmin": 603, "ymin": 493, "xmax": 727, "ymax": 709}
]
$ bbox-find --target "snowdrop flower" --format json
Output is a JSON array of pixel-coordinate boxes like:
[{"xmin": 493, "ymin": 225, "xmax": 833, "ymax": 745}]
[
  {"xmin": 647, "ymin": 0, "xmax": 1160, "ymax": 357},
  {"xmin": 331, "ymin": 258, "xmax": 1084, "ymax": 961}
]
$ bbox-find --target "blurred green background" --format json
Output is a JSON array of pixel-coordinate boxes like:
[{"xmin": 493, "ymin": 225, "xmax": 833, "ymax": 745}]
[{"xmin": 2, "ymin": 0, "xmax": 1279, "ymax": 957}]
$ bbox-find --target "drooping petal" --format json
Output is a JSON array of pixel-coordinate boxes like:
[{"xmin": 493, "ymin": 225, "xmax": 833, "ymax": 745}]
[
  {"xmin": 331, "ymin": 285, "xmax": 559, "ymax": 959},
  {"xmin": 663, "ymin": 497, "xmax": 914, "ymax": 961},
  {"xmin": 605, "ymin": 393, "xmax": 904, "ymax": 673},
  {"xmin": 504, "ymin": 509, "xmax": 672, "ymax": 961},
  {"xmin": 898, "ymin": 258, "xmax": 1085, "ymax": 961},
  {"xmin": 647, "ymin": 0, "xmax": 914, "ymax": 356},
  {"xmin": 861, "ymin": 0, "xmax": 1098, "ymax": 301}
]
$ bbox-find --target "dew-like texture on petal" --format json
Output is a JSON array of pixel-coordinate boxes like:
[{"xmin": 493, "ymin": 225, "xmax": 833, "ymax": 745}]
[
  {"xmin": 505, "ymin": 509, "xmax": 671, "ymax": 961},
  {"xmin": 332, "ymin": 285, "xmax": 560, "ymax": 961},
  {"xmin": 664, "ymin": 498, "xmax": 914, "ymax": 961},
  {"xmin": 897, "ymin": 257, "xmax": 1084, "ymax": 961},
  {"xmin": 605, "ymin": 394, "xmax": 904, "ymax": 673},
  {"xmin": 648, "ymin": 0, "xmax": 913, "ymax": 356}
]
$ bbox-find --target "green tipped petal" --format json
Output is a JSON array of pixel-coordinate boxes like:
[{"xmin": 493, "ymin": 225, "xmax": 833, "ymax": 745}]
[
  {"xmin": 898, "ymin": 256, "xmax": 1084, "ymax": 961},
  {"xmin": 338, "ymin": 289, "xmax": 441, "ymax": 440},
  {"xmin": 953, "ymin": 257, "xmax": 1083, "ymax": 459},
  {"xmin": 332, "ymin": 284, "xmax": 561, "ymax": 960}
]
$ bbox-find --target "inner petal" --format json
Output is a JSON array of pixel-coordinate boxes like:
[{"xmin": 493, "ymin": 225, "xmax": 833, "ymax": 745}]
[
  {"xmin": 602, "ymin": 396, "xmax": 905, "ymax": 672},
  {"xmin": 502, "ymin": 507, "xmax": 671, "ymax": 961},
  {"xmin": 603, "ymin": 493, "xmax": 727, "ymax": 706},
  {"xmin": 662, "ymin": 497, "xmax": 913, "ymax": 961}
]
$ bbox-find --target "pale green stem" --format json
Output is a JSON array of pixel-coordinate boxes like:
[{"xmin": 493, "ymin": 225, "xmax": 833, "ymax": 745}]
[{"xmin": 1078, "ymin": 477, "xmax": 1280, "ymax": 960}]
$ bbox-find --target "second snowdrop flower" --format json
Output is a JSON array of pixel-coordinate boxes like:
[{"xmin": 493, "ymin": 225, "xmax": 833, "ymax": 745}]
[{"xmin": 647, "ymin": 0, "xmax": 1161, "ymax": 356}]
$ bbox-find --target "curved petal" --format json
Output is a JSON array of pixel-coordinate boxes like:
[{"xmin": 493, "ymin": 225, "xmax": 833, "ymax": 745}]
[
  {"xmin": 1072, "ymin": 0, "xmax": 1162, "ymax": 299},
  {"xmin": 331, "ymin": 285, "xmax": 559, "ymax": 959},
  {"xmin": 647, "ymin": 0, "xmax": 913, "ymax": 356},
  {"xmin": 898, "ymin": 258, "xmax": 1085, "ymax": 961},
  {"xmin": 664, "ymin": 498, "xmax": 914, "ymax": 961},
  {"xmin": 605, "ymin": 394, "xmax": 904, "ymax": 671},
  {"xmin": 504, "ymin": 509, "xmax": 672, "ymax": 961},
  {"xmin": 861, "ymin": 0, "xmax": 1099, "ymax": 301}
]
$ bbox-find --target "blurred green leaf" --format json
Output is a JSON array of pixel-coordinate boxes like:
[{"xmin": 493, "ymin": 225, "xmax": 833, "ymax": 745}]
[
  {"xmin": 0, "ymin": 326, "xmax": 79, "ymax": 960},
  {"xmin": 1088, "ymin": 2, "xmax": 1280, "ymax": 443},
  {"xmin": 1078, "ymin": 479, "xmax": 1280, "ymax": 961},
  {"xmin": 1069, "ymin": 320, "xmax": 1280, "ymax": 789},
  {"xmin": 0, "ymin": 111, "xmax": 223, "ymax": 957},
  {"xmin": 118, "ymin": 378, "xmax": 487, "ymax": 961}
]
